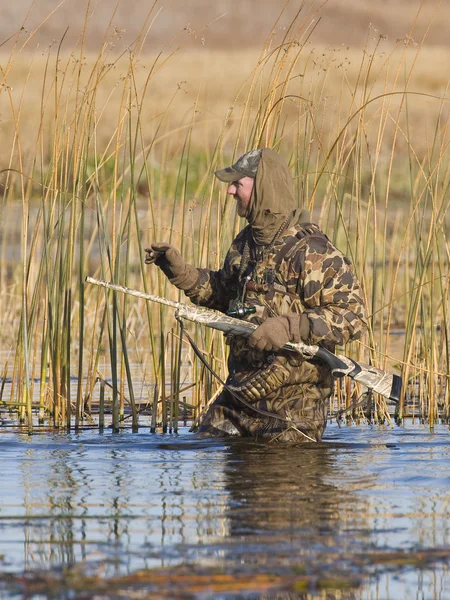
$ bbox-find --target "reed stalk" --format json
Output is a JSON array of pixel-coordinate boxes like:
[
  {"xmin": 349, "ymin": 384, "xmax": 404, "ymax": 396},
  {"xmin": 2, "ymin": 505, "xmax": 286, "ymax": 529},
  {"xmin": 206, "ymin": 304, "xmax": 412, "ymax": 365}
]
[{"xmin": 0, "ymin": 2, "xmax": 449, "ymax": 430}]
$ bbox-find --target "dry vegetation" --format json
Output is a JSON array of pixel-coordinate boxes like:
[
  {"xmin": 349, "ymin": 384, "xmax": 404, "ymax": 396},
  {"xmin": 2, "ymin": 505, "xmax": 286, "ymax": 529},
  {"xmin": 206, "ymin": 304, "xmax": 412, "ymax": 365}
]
[
  {"xmin": 1, "ymin": 44, "xmax": 450, "ymax": 178},
  {"xmin": 0, "ymin": 0, "xmax": 449, "ymax": 431}
]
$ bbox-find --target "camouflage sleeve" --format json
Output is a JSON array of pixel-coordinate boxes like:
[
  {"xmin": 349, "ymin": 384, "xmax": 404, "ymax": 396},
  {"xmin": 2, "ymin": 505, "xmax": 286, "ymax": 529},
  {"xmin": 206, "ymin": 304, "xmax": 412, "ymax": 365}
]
[
  {"xmin": 293, "ymin": 235, "xmax": 367, "ymax": 347},
  {"xmin": 183, "ymin": 230, "xmax": 246, "ymax": 312},
  {"xmin": 184, "ymin": 262, "xmax": 237, "ymax": 312}
]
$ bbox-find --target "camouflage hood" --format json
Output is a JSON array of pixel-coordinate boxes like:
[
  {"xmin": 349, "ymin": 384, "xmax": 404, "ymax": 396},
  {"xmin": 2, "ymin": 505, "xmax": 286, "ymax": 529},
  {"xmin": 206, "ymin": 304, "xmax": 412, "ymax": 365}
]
[{"xmin": 247, "ymin": 148, "xmax": 302, "ymax": 246}]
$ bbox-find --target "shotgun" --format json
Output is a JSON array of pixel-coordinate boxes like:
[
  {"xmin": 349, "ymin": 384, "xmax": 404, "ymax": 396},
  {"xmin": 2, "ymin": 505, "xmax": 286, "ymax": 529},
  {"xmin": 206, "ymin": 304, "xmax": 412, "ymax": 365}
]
[{"xmin": 86, "ymin": 277, "xmax": 402, "ymax": 402}]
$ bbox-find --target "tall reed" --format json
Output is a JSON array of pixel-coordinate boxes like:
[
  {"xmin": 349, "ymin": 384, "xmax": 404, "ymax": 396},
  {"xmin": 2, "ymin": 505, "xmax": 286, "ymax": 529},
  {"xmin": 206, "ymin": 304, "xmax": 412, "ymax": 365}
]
[{"xmin": 0, "ymin": 1, "xmax": 449, "ymax": 430}]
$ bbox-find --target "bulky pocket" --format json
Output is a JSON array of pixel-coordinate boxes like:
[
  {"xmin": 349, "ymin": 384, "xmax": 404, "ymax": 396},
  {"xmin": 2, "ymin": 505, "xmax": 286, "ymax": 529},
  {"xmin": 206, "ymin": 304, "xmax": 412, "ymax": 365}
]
[{"xmin": 227, "ymin": 358, "xmax": 291, "ymax": 403}]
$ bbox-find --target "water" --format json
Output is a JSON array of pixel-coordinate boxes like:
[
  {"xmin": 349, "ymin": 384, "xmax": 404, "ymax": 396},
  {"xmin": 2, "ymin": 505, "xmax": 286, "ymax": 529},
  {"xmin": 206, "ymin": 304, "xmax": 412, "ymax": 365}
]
[{"xmin": 1, "ymin": 422, "xmax": 450, "ymax": 599}]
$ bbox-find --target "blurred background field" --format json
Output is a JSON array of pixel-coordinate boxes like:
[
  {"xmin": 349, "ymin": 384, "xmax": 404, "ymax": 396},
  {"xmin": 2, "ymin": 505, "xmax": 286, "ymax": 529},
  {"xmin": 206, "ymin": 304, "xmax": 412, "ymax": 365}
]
[
  {"xmin": 0, "ymin": 0, "xmax": 449, "ymax": 430},
  {"xmin": 1, "ymin": 0, "xmax": 450, "ymax": 50},
  {"xmin": 1, "ymin": 0, "xmax": 450, "ymax": 167}
]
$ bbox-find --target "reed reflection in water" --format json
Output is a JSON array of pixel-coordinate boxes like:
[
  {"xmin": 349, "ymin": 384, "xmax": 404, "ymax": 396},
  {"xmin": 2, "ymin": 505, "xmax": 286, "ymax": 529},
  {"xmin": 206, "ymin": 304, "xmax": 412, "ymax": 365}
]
[{"xmin": 1, "ymin": 423, "xmax": 450, "ymax": 598}]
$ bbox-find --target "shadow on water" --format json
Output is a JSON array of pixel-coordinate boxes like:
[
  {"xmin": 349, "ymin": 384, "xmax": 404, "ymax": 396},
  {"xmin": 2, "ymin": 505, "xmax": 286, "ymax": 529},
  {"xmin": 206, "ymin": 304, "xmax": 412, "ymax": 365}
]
[{"xmin": 1, "ymin": 424, "xmax": 450, "ymax": 598}]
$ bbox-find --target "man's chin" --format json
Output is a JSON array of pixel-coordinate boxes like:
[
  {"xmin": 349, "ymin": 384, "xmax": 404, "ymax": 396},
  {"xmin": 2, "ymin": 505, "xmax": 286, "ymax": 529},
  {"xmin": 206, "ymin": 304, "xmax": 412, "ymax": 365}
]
[{"xmin": 236, "ymin": 204, "xmax": 246, "ymax": 218}]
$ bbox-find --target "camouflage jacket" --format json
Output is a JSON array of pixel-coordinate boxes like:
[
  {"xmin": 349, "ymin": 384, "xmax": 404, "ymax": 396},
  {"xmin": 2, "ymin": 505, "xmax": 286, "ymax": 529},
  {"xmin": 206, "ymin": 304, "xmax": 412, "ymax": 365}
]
[{"xmin": 185, "ymin": 222, "xmax": 367, "ymax": 377}]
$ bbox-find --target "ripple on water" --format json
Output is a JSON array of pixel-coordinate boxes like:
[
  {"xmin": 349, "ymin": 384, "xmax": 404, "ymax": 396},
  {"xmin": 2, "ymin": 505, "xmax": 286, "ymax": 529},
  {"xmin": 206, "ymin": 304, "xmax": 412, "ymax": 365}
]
[{"xmin": 0, "ymin": 423, "xmax": 450, "ymax": 597}]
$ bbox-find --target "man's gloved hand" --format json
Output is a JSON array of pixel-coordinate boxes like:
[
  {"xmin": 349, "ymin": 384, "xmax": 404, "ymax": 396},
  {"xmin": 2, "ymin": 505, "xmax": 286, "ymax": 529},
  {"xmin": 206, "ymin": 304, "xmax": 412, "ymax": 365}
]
[
  {"xmin": 247, "ymin": 314, "xmax": 310, "ymax": 352},
  {"xmin": 144, "ymin": 242, "xmax": 199, "ymax": 290}
]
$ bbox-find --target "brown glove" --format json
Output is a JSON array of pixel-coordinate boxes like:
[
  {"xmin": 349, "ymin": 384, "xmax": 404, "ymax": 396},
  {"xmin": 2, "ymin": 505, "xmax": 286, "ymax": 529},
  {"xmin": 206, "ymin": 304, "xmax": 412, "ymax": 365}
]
[
  {"xmin": 144, "ymin": 242, "xmax": 199, "ymax": 290},
  {"xmin": 247, "ymin": 314, "xmax": 310, "ymax": 352}
]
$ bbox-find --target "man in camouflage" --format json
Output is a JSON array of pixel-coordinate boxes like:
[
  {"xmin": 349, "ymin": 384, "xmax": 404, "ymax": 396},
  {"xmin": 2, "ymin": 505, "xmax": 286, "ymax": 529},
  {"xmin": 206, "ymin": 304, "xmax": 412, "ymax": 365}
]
[{"xmin": 145, "ymin": 148, "xmax": 367, "ymax": 442}]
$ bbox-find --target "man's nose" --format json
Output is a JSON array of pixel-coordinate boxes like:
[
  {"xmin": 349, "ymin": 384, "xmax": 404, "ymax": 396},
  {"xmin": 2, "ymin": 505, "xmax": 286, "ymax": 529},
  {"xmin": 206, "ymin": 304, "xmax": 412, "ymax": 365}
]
[{"xmin": 227, "ymin": 183, "xmax": 237, "ymax": 195}]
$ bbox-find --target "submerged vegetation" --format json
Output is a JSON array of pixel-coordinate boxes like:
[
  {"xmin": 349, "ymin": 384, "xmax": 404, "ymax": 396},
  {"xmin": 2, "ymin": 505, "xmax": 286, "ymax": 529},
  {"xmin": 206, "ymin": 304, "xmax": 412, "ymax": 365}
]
[{"xmin": 0, "ymin": 1, "xmax": 449, "ymax": 433}]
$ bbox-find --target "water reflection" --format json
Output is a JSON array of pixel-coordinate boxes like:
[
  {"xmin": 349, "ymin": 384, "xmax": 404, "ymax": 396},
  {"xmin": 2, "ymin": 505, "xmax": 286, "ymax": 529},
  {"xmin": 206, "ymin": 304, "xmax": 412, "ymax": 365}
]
[
  {"xmin": 1, "ymin": 434, "xmax": 231, "ymax": 576},
  {"xmin": 1, "ymin": 425, "xmax": 450, "ymax": 598},
  {"xmin": 224, "ymin": 442, "xmax": 359, "ymax": 543}
]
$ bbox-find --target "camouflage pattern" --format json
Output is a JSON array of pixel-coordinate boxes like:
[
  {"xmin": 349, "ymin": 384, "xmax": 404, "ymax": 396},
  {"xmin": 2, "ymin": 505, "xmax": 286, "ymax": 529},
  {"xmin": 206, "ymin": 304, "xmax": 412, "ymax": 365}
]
[
  {"xmin": 215, "ymin": 149, "xmax": 262, "ymax": 182},
  {"xmin": 185, "ymin": 222, "xmax": 367, "ymax": 442}
]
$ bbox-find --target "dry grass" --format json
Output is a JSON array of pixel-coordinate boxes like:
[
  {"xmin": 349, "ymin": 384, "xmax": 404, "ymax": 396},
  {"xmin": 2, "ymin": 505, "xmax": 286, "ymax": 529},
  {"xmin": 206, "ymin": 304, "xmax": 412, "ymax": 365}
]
[
  {"xmin": 0, "ymin": 0, "xmax": 449, "ymax": 430},
  {"xmin": 1, "ymin": 42, "xmax": 450, "ymax": 179}
]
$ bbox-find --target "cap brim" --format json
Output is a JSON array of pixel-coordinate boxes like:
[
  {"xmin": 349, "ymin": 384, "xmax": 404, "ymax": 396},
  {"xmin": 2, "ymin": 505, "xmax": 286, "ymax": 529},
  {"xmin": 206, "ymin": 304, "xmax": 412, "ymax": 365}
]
[{"xmin": 214, "ymin": 167, "xmax": 245, "ymax": 183}]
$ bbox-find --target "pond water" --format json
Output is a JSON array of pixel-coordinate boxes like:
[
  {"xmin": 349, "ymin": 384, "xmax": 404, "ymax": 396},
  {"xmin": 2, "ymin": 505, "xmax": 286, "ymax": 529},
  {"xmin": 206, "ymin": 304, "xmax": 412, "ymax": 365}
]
[{"xmin": 1, "ymin": 422, "xmax": 450, "ymax": 599}]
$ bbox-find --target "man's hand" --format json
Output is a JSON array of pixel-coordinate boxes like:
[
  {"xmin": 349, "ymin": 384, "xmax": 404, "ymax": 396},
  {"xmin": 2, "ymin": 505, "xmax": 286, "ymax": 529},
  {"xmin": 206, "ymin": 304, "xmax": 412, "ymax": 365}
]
[
  {"xmin": 144, "ymin": 242, "xmax": 170, "ymax": 265},
  {"xmin": 144, "ymin": 242, "xmax": 184, "ymax": 275},
  {"xmin": 247, "ymin": 314, "xmax": 310, "ymax": 352},
  {"xmin": 144, "ymin": 242, "xmax": 199, "ymax": 290}
]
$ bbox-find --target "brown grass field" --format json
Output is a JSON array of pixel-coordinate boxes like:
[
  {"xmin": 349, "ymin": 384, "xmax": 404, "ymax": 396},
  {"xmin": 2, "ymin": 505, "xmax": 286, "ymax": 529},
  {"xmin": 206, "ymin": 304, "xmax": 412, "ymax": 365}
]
[{"xmin": 1, "ymin": 1, "xmax": 449, "ymax": 170}]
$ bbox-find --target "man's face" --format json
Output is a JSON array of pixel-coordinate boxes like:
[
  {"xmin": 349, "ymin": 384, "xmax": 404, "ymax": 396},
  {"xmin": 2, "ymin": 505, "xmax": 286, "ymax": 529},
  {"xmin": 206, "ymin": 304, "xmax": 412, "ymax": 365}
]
[{"xmin": 227, "ymin": 176, "xmax": 254, "ymax": 218}]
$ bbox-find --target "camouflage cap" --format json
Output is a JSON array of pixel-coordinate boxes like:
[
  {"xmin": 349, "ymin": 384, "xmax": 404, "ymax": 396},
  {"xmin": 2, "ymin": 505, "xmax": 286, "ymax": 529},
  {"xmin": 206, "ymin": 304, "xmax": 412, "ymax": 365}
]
[{"xmin": 215, "ymin": 149, "xmax": 262, "ymax": 182}]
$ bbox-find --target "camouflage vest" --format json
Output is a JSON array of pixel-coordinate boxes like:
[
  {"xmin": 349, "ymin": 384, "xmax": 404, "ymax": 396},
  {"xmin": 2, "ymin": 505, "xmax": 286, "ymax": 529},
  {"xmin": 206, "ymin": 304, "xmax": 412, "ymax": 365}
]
[
  {"xmin": 227, "ymin": 223, "xmax": 329, "ymax": 369},
  {"xmin": 232, "ymin": 223, "xmax": 327, "ymax": 319}
]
